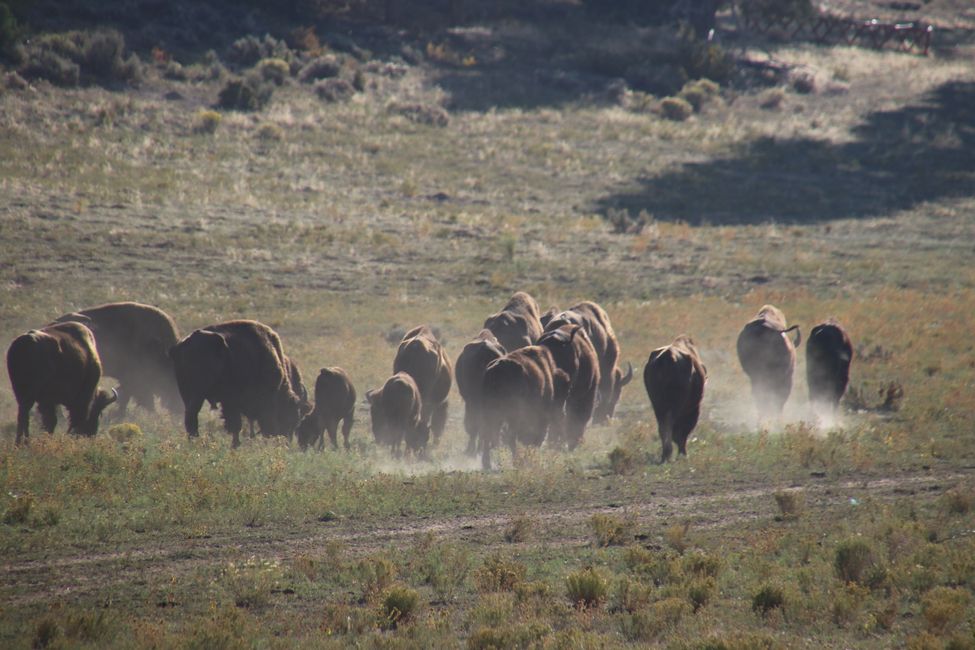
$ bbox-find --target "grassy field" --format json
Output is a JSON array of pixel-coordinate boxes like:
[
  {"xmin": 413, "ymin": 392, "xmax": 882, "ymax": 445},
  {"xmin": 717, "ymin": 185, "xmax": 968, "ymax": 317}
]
[{"xmin": 1, "ymin": 2, "xmax": 974, "ymax": 647}]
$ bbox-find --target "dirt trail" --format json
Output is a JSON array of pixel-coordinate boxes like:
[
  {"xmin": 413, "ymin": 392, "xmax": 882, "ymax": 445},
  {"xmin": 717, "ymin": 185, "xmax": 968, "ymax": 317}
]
[{"xmin": 2, "ymin": 467, "xmax": 969, "ymax": 609}]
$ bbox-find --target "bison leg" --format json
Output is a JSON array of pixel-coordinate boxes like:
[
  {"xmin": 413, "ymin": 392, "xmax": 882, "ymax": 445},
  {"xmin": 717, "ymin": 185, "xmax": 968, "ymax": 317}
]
[
  {"xmin": 325, "ymin": 418, "xmax": 338, "ymax": 451},
  {"xmin": 223, "ymin": 408, "xmax": 243, "ymax": 448},
  {"xmin": 676, "ymin": 403, "xmax": 701, "ymax": 457},
  {"xmin": 15, "ymin": 402, "xmax": 33, "ymax": 445},
  {"xmin": 341, "ymin": 413, "xmax": 353, "ymax": 451},
  {"xmin": 430, "ymin": 400, "xmax": 448, "ymax": 444},
  {"xmin": 463, "ymin": 405, "xmax": 479, "ymax": 457},
  {"xmin": 657, "ymin": 411, "xmax": 674, "ymax": 463},
  {"xmin": 183, "ymin": 398, "xmax": 204, "ymax": 438},
  {"xmin": 39, "ymin": 403, "xmax": 58, "ymax": 435}
]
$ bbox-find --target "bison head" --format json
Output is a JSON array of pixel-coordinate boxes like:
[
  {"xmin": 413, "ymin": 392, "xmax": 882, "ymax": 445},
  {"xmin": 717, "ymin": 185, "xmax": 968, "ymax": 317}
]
[{"xmin": 76, "ymin": 387, "xmax": 119, "ymax": 437}]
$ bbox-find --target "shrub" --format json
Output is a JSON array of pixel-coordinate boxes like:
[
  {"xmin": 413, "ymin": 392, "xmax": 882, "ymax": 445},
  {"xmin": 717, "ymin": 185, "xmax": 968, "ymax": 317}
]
[
  {"xmin": 315, "ymin": 78, "xmax": 354, "ymax": 103},
  {"xmin": 424, "ymin": 543, "xmax": 471, "ymax": 602},
  {"xmin": 108, "ymin": 422, "xmax": 142, "ymax": 444},
  {"xmin": 921, "ymin": 586, "xmax": 971, "ymax": 634},
  {"xmin": 195, "ymin": 110, "xmax": 222, "ymax": 134},
  {"xmin": 613, "ymin": 576, "xmax": 653, "ymax": 613},
  {"xmin": 590, "ymin": 513, "xmax": 633, "ymax": 547},
  {"xmin": 773, "ymin": 490, "xmax": 805, "ymax": 520},
  {"xmin": 678, "ymin": 78, "xmax": 720, "ymax": 112},
  {"xmin": 257, "ymin": 58, "xmax": 290, "ymax": 85},
  {"xmin": 943, "ymin": 486, "xmax": 973, "ymax": 515},
  {"xmin": 379, "ymin": 585, "xmax": 420, "ymax": 629},
  {"xmin": 566, "ymin": 567, "xmax": 608, "ymax": 608},
  {"xmin": 255, "ymin": 123, "xmax": 283, "ymax": 141},
  {"xmin": 608, "ymin": 446, "xmax": 635, "ymax": 474},
  {"xmin": 790, "ymin": 72, "xmax": 816, "ymax": 95},
  {"xmin": 20, "ymin": 48, "xmax": 79, "ymax": 86},
  {"xmin": 834, "ymin": 538, "xmax": 879, "ymax": 585},
  {"xmin": 675, "ymin": 25, "xmax": 734, "ymax": 83},
  {"xmin": 356, "ymin": 555, "xmax": 397, "ymax": 600},
  {"xmin": 32, "ymin": 617, "xmax": 60, "ymax": 649},
  {"xmin": 687, "ymin": 577, "xmax": 715, "ymax": 612},
  {"xmin": 504, "ymin": 516, "xmax": 531, "ymax": 543},
  {"xmin": 63, "ymin": 608, "xmax": 115, "ymax": 643},
  {"xmin": 226, "ymin": 34, "xmax": 292, "ymax": 69},
  {"xmin": 388, "ymin": 102, "xmax": 450, "ymax": 127},
  {"xmin": 832, "ymin": 582, "xmax": 869, "ymax": 627},
  {"xmin": 3, "ymin": 492, "xmax": 31, "ymax": 524},
  {"xmin": 665, "ymin": 522, "xmax": 691, "ymax": 553},
  {"xmin": 682, "ymin": 550, "xmax": 722, "ymax": 578},
  {"xmin": 299, "ymin": 54, "xmax": 341, "ymax": 82},
  {"xmin": 660, "ymin": 96, "xmax": 693, "ymax": 122},
  {"xmin": 216, "ymin": 75, "xmax": 272, "ymax": 111},
  {"xmin": 752, "ymin": 584, "xmax": 785, "ymax": 616},
  {"xmin": 467, "ymin": 623, "xmax": 551, "ymax": 649},
  {"xmin": 759, "ymin": 87, "xmax": 786, "ymax": 110},
  {"xmin": 473, "ymin": 553, "xmax": 526, "ymax": 592}
]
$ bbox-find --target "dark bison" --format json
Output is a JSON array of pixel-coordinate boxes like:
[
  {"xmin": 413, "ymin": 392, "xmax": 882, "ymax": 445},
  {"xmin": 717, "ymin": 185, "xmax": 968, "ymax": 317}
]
[
  {"xmin": 169, "ymin": 320, "xmax": 306, "ymax": 447},
  {"xmin": 541, "ymin": 301, "xmax": 632, "ymax": 423},
  {"xmin": 52, "ymin": 301, "xmax": 180, "ymax": 418},
  {"xmin": 393, "ymin": 325, "xmax": 452, "ymax": 443},
  {"xmin": 7, "ymin": 321, "xmax": 118, "ymax": 444},
  {"xmin": 366, "ymin": 372, "xmax": 428, "ymax": 456},
  {"xmin": 480, "ymin": 345, "xmax": 570, "ymax": 470},
  {"xmin": 644, "ymin": 335, "xmax": 707, "ymax": 462},
  {"xmin": 736, "ymin": 305, "xmax": 800, "ymax": 420},
  {"xmin": 296, "ymin": 367, "xmax": 356, "ymax": 451},
  {"xmin": 483, "ymin": 291, "xmax": 544, "ymax": 353},
  {"xmin": 806, "ymin": 320, "xmax": 853, "ymax": 417},
  {"xmin": 455, "ymin": 330, "xmax": 506, "ymax": 456},
  {"xmin": 537, "ymin": 324, "xmax": 600, "ymax": 450}
]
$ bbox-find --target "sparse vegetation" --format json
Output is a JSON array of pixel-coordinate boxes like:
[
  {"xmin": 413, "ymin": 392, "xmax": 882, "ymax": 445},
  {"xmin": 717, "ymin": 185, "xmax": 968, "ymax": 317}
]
[{"xmin": 216, "ymin": 75, "xmax": 272, "ymax": 111}]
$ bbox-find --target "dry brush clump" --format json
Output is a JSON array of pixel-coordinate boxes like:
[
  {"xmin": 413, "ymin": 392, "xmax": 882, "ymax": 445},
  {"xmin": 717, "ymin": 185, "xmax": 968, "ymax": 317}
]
[{"xmin": 18, "ymin": 29, "xmax": 142, "ymax": 88}]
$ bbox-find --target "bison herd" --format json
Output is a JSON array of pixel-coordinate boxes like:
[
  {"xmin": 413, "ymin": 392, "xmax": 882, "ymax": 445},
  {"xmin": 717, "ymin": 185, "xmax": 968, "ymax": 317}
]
[{"xmin": 5, "ymin": 295, "xmax": 854, "ymax": 468}]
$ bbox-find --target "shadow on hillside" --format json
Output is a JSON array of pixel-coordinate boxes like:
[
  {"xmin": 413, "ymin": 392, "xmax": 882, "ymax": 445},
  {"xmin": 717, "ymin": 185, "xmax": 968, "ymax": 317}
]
[{"xmin": 594, "ymin": 80, "xmax": 975, "ymax": 225}]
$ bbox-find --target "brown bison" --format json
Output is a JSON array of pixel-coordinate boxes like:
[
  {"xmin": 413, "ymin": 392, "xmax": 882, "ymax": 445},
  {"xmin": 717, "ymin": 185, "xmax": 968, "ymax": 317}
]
[
  {"xmin": 736, "ymin": 305, "xmax": 800, "ymax": 420},
  {"xmin": 455, "ymin": 330, "xmax": 506, "ymax": 456},
  {"xmin": 296, "ymin": 367, "xmax": 356, "ymax": 451},
  {"xmin": 480, "ymin": 345, "xmax": 570, "ymax": 470},
  {"xmin": 393, "ymin": 325, "xmax": 452, "ymax": 443},
  {"xmin": 7, "ymin": 321, "xmax": 118, "ymax": 444},
  {"xmin": 366, "ymin": 372, "xmax": 428, "ymax": 456},
  {"xmin": 169, "ymin": 320, "xmax": 306, "ymax": 447},
  {"xmin": 644, "ymin": 335, "xmax": 707, "ymax": 462},
  {"xmin": 483, "ymin": 291, "xmax": 544, "ymax": 353},
  {"xmin": 537, "ymin": 324, "xmax": 600, "ymax": 450},
  {"xmin": 806, "ymin": 320, "xmax": 853, "ymax": 416},
  {"xmin": 52, "ymin": 301, "xmax": 180, "ymax": 418},
  {"xmin": 541, "ymin": 301, "xmax": 632, "ymax": 423}
]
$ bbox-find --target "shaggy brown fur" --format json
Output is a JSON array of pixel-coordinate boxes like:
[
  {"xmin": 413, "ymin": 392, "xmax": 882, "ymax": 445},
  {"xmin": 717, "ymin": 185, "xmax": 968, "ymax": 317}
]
[
  {"xmin": 393, "ymin": 325, "xmax": 452, "ymax": 443},
  {"xmin": 169, "ymin": 320, "xmax": 304, "ymax": 447},
  {"xmin": 53, "ymin": 301, "xmax": 180, "ymax": 417},
  {"xmin": 480, "ymin": 345, "xmax": 570, "ymax": 470},
  {"xmin": 644, "ymin": 335, "xmax": 707, "ymax": 462},
  {"xmin": 455, "ymin": 330, "xmax": 505, "ymax": 456},
  {"xmin": 736, "ymin": 305, "xmax": 801, "ymax": 420},
  {"xmin": 366, "ymin": 371, "xmax": 428, "ymax": 456},
  {"xmin": 806, "ymin": 320, "xmax": 853, "ymax": 415},
  {"xmin": 542, "ymin": 301, "xmax": 632, "ymax": 422},
  {"xmin": 537, "ymin": 324, "xmax": 600, "ymax": 450},
  {"xmin": 7, "ymin": 321, "xmax": 118, "ymax": 444},
  {"xmin": 296, "ymin": 367, "xmax": 356, "ymax": 451},
  {"xmin": 483, "ymin": 291, "xmax": 544, "ymax": 352}
]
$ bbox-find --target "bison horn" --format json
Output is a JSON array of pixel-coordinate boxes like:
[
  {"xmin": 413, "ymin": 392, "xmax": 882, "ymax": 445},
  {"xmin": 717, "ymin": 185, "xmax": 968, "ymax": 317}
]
[
  {"xmin": 620, "ymin": 362, "xmax": 634, "ymax": 386},
  {"xmin": 107, "ymin": 387, "xmax": 119, "ymax": 405}
]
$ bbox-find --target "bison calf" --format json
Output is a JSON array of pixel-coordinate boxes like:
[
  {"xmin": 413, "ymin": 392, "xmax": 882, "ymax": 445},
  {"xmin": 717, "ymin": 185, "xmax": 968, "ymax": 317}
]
[
  {"xmin": 736, "ymin": 305, "xmax": 800, "ymax": 421},
  {"xmin": 393, "ymin": 325, "xmax": 452, "ymax": 444},
  {"xmin": 644, "ymin": 335, "xmax": 707, "ymax": 462},
  {"xmin": 455, "ymin": 330, "xmax": 505, "ymax": 456},
  {"xmin": 367, "ymin": 372, "xmax": 428, "ymax": 457},
  {"xmin": 296, "ymin": 367, "xmax": 356, "ymax": 451},
  {"xmin": 169, "ymin": 320, "xmax": 305, "ymax": 448},
  {"xmin": 7, "ymin": 321, "xmax": 118, "ymax": 444},
  {"xmin": 806, "ymin": 320, "xmax": 853, "ymax": 418}
]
